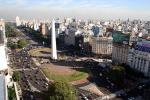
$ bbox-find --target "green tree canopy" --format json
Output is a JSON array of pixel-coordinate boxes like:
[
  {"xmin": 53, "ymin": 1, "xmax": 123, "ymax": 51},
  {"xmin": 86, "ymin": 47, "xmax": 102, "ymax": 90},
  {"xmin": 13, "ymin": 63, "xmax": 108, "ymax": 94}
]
[
  {"xmin": 48, "ymin": 81, "xmax": 77, "ymax": 100},
  {"xmin": 8, "ymin": 86, "xmax": 16, "ymax": 100},
  {"xmin": 109, "ymin": 65, "xmax": 125, "ymax": 86},
  {"xmin": 5, "ymin": 23, "xmax": 21, "ymax": 37},
  {"xmin": 12, "ymin": 71, "xmax": 20, "ymax": 82},
  {"xmin": 17, "ymin": 39, "xmax": 27, "ymax": 48},
  {"xmin": 7, "ymin": 41, "xmax": 18, "ymax": 50}
]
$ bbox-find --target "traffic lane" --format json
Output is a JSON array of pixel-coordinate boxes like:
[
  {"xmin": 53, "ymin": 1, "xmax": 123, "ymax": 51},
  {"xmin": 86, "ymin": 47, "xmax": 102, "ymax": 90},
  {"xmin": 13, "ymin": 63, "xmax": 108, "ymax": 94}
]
[
  {"xmin": 78, "ymin": 89, "xmax": 99, "ymax": 100},
  {"xmin": 24, "ymin": 69, "xmax": 48, "ymax": 91}
]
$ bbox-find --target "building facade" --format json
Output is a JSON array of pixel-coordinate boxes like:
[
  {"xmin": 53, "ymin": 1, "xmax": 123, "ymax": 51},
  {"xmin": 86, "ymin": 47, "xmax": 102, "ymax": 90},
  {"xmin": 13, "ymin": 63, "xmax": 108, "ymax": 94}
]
[
  {"xmin": 112, "ymin": 43, "xmax": 129, "ymax": 64},
  {"xmin": 40, "ymin": 23, "xmax": 48, "ymax": 35},
  {"xmin": 91, "ymin": 37, "xmax": 113, "ymax": 55},
  {"xmin": 128, "ymin": 41, "xmax": 150, "ymax": 77},
  {"xmin": 16, "ymin": 16, "xmax": 21, "ymax": 27},
  {"xmin": 83, "ymin": 35, "xmax": 92, "ymax": 54}
]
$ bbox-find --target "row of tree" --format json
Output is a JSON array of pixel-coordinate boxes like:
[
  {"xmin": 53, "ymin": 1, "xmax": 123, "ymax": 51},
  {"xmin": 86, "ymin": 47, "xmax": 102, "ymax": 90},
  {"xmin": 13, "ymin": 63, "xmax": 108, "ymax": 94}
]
[
  {"xmin": 7, "ymin": 39, "xmax": 28, "ymax": 49},
  {"xmin": 6, "ymin": 23, "xmax": 28, "ymax": 49},
  {"xmin": 108, "ymin": 64, "xmax": 146, "ymax": 87},
  {"xmin": 21, "ymin": 27, "xmax": 50, "ymax": 46},
  {"xmin": 5, "ymin": 23, "xmax": 21, "ymax": 37}
]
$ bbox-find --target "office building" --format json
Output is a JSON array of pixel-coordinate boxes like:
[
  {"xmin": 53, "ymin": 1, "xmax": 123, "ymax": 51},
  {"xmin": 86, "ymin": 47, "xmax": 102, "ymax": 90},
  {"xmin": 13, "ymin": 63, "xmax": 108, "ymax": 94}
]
[
  {"xmin": 40, "ymin": 23, "xmax": 48, "ymax": 35},
  {"xmin": 112, "ymin": 31, "xmax": 130, "ymax": 64},
  {"xmin": 128, "ymin": 40, "xmax": 150, "ymax": 77},
  {"xmin": 91, "ymin": 36, "xmax": 113, "ymax": 55},
  {"xmin": 16, "ymin": 16, "xmax": 21, "ymax": 27}
]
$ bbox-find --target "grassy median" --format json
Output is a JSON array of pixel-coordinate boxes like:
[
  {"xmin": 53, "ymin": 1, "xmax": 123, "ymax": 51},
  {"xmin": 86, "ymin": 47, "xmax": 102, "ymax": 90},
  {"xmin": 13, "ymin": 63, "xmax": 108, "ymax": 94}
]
[
  {"xmin": 28, "ymin": 48, "xmax": 51, "ymax": 57},
  {"xmin": 41, "ymin": 66, "xmax": 89, "ymax": 82}
]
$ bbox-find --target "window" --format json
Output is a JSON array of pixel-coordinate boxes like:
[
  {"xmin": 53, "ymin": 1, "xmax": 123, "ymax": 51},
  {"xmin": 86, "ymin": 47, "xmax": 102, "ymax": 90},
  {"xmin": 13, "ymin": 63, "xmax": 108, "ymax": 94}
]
[{"xmin": 0, "ymin": 30, "xmax": 4, "ymax": 44}]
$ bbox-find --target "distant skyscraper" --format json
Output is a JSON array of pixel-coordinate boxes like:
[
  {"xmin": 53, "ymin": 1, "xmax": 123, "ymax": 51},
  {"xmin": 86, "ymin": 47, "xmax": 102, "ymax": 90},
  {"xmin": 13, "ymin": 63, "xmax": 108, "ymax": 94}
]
[
  {"xmin": 16, "ymin": 16, "xmax": 21, "ymax": 26},
  {"xmin": 40, "ymin": 23, "xmax": 48, "ymax": 35},
  {"xmin": 51, "ymin": 20, "xmax": 57, "ymax": 60}
]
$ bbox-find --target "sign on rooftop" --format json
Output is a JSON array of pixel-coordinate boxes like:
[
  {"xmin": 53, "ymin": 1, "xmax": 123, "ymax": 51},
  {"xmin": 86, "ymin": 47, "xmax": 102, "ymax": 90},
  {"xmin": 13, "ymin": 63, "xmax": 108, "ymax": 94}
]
[{"xmin": 112, "ymin": 31, "xmax": 130, "ymax": 44}]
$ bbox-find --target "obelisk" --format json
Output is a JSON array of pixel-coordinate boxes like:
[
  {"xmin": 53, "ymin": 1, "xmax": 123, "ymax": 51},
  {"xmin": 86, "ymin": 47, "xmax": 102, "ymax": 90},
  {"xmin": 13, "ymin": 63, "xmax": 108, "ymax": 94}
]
[{"xmin": 51, "ymin": 20, "xmax": 57, "ymax": 59}]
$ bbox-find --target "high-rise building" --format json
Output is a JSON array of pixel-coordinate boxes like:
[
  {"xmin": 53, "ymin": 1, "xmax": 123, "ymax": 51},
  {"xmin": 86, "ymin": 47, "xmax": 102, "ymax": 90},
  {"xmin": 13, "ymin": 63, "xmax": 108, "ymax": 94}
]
[
  {"xmin": 40, "ymin": 23, "xmax": 48, "ymax": 35},
  {"xmin": 16, "ymin": 16, "xmax": 21, "ymax": 27},
  {"xmin": 51, "ymin": 20, "xmax": 57, "ymax": 60},
  {"xmin": 112, "ymin": 43, "xmax": 129, "ymax": 64},
  {"xmin": 64, "ymin": 22, "xmax": 77, "ymax": 46},
  {"xmin": 82, "ymin": 35, "xmax": 92, "ymax": 54},
  {"xmin": 112, "ymin": 31, "xmax": 130, "ymax": 64},
  {"xmin": 91, "ymin": 36, "xmax": 113, "ymax": 55},
  {"xmin": 33, "ymin": 23, "xmax": 39, "ymax": 31},
  {"xmin": 128, "ymin": 40, "xmax": 150, "ymax": 77}
]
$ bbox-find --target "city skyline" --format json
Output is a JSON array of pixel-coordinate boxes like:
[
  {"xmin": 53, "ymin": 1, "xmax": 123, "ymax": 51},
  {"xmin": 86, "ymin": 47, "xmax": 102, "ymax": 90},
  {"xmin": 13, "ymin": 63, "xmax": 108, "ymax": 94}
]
[
  {"xmin": 0, "ymin": 0, "xmax": 150, "ymax": 20},
  {"xmin": 0, "ymin": 1, "xmax": 150, "ymax": 99}
]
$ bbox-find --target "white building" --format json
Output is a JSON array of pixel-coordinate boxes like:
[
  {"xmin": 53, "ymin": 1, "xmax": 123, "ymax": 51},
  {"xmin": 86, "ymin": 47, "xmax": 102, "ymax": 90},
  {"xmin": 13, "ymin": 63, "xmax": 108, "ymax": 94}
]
[
  {"xmin": 16, "ymin": 16, "xmax": 21, "ymax": 27},
  {"xmin": 0, "ymin": 20, "xmax": 8, "ymax": 73},
  {"xmin": 128, "ymin": 40, "xmax": 150, "ymax": 77},
  {"xmin": 33, "ymin": 23, "xmax": 39, "ymax": 31}
]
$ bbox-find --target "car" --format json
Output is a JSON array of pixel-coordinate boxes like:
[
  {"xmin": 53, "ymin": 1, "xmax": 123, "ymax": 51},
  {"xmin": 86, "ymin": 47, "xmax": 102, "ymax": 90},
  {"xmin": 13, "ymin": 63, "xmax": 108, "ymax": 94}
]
[
  {"xmin": 35, "ymin": 81, "xmax": 40, "ymax": 85},
  {"xmin": 45, "ymin": 83, "xmax": 49, "ymax": 86},
  {"xmin": 111, "ymin": 83, "xmax": 114, "ymax": 86},
  {"xmin": 87, "ymin": 96, "xmax": 93, "ymax": 100},
  {"xmin": 128, "ymin": 97, "xmax": 135, "ymax": 100},
  {"xmin": 117, "ymin": 94, "xmax": 121, "ymax": 97},
  {"xmin": 138, "ymin": 85, "xmax": 143, "ymax": 89},
  {"xmin": 81, "ymin": 96, "xmax": 89, "ymax": 100},
  {"xmin": 99, "ymin": 73, "xmax": 103, "ymax": 77},
  {"xmin": 138, "ymin": 84, "xmax": 145, "ymax": 89}
]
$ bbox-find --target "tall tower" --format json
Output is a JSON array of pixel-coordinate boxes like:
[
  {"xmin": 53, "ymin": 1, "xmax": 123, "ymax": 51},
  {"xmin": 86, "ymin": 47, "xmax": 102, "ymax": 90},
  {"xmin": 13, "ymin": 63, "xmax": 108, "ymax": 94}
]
[{"xmin": 51, "ymin": 20, "xmax": 57, "ymax": 59}]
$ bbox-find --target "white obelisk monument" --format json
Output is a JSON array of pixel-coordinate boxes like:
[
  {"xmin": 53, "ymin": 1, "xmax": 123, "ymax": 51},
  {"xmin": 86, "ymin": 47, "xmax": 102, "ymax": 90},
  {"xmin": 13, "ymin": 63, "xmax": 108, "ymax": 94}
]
[{"xmin": 51, "ymin": 20, "xmax": 57, "ymax": 59}]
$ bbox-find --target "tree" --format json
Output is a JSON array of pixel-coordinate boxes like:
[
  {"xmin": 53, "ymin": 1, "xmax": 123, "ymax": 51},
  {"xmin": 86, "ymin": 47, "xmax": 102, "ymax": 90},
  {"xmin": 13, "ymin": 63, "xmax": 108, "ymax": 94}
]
[
  {"xmin": 109, "ymin": 66, "xmax": 125, "ymax": 86},
  {"xmin": 7, "ymin": 42, "xmax": 18, "ymax": 50},
  {"xmin": 17, "ymin": 39, "xmax": 27, "ymax": 48},
  {"xmin": 12, "ymin": 71, "xmax": 20, "ymax": 82},
  {"xmin": 121, "ymin": 64, "xmax": 145, "ymax": 78},
  {"xmin": 5, "ymin": 23, "xmax": 21, "ymax": 37},
  {"xmin": 8, "ymin": 86, "xmax": 16, "ymax": 100},
  {"xmin": 48, "ymin": 81, "xmax": 77, "ymax": 100}
]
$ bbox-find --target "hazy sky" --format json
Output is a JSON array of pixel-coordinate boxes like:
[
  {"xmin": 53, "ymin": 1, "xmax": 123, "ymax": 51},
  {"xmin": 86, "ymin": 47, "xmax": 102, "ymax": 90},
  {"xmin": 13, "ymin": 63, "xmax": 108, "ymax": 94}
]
[{"xmin": 0, "ymin": 0, "xmax": 150, "ymax": 20}]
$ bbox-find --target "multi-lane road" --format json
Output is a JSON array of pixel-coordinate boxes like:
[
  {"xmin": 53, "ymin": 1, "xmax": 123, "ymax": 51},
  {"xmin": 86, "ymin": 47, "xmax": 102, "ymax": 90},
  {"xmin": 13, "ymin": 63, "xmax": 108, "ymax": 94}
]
[{"xmin": 8, "ymin": 29, "xmax": 49, "ymax": 100}]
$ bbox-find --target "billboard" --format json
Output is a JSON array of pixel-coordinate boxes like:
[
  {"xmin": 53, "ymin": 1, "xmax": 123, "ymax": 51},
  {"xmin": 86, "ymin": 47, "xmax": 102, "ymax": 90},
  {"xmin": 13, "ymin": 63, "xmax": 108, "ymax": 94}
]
[{"xmin": 112, "ymin": 31, "xmax": 130, "ymax": 44}]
